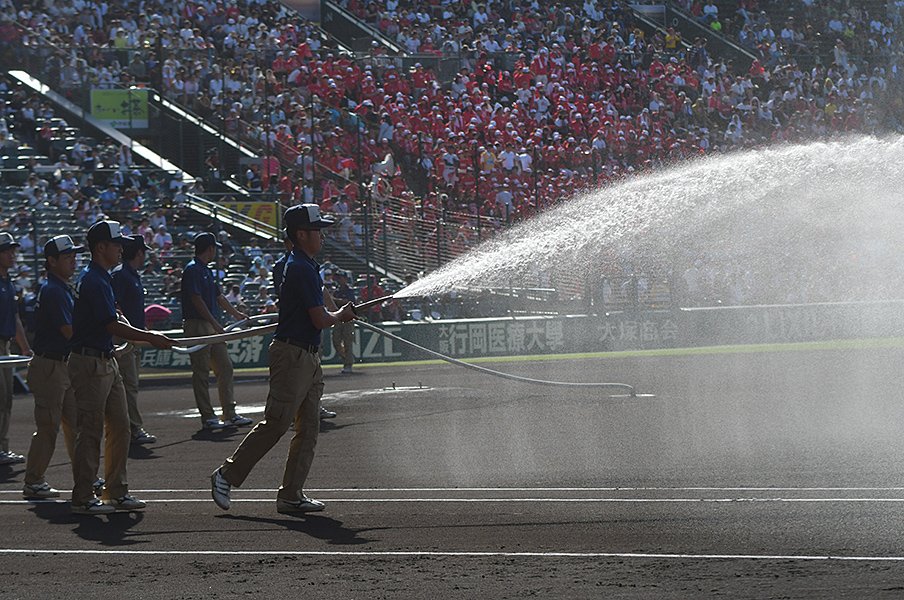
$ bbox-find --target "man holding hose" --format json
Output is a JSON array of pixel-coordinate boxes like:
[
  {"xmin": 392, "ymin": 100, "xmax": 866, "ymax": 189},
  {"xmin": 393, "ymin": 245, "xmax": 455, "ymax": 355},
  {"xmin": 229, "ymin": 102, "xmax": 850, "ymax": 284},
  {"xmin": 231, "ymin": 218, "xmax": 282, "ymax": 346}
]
[
  {"xmin": 211, "ymin": 204, "xmax": 356, "ymax": 514},
  {"xmin": 181, "ymin": 232, "xmax": 252, "ymax": 431}
]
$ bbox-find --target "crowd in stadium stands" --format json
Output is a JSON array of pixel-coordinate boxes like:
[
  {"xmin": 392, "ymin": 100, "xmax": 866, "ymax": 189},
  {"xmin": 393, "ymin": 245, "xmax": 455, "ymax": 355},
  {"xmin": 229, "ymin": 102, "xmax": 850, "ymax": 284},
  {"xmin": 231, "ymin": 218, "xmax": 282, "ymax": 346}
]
[
  {"xmin": 4, "ymin": 0, "xmax": 904, "ymax": 307},
  {"xmin": 674, "ymin": 1, "xmax": 902, "ymax": 71},
  {"xmin": 1, "ymin": 77, "xmax": 302, "ymax": 321}
]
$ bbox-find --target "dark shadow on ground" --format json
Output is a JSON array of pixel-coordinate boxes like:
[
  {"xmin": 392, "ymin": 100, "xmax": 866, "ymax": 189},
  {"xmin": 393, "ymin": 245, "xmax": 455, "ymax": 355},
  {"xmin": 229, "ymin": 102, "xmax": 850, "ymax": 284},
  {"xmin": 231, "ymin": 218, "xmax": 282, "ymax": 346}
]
[
  {"xmin": 318, "ymin": 419, "xmax": 349, "ymax": 434},
  {"xmin": 28, "ymin": 502, "xmax": 147, "ymax": 546},
  {"xmin": 218, "ymin": 513, "xmax": 383, "ymax": 545},
  {"xmin": 0, "ymin": 464, "xmax": 24, "ymax": 483},
  {"xmin": 189, "ymin": 428, "xmax": 245, "ymax": 443},
  {"xmin": 128, "ymin": 444, "xmax": 161, "ymax": 460}
]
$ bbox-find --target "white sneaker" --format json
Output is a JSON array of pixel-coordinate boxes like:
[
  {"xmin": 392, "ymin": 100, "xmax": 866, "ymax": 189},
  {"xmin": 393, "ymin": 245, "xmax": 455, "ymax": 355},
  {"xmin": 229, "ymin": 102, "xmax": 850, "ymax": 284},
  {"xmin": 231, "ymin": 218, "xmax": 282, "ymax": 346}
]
[
  {"xmin": 105, "ymin": 495, "xmax": 147, "ymax": 511},
  {"xmin": 72, "ymin": 498, "xmax": 115, "ymax": 515},
  {"xmin": 276, "ymin": 495, "xmax": 325, "ymax": 514},
  {"xmin": 23, "ymin": 482, "xmax": 61, "ymax": 499},
  {"xmin": 203, "ymin": 418, "xmax": 227, "ymax": 431},
  {"xmin": 210, "ymin": 468, "xmax": 231, "ymax": 510}
]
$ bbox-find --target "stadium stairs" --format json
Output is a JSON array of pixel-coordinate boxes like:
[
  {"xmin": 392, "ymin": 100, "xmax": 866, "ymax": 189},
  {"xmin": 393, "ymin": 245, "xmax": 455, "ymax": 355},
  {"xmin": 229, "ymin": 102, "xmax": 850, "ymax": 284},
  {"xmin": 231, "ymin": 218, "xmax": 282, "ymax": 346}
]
[
  {"xmin": 0, "ymin": 27, "xmax": 258, "ymax": 196},
  {"xmin": 321, "ymin": 0, "xmax": 404, "ymax": 55}
]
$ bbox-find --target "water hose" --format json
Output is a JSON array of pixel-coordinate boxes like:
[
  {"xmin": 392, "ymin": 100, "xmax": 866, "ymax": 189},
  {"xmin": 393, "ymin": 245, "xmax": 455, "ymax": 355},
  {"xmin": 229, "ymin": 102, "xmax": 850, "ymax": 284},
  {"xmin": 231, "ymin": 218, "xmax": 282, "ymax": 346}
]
[
  {"xmin": 0, "ymin": 355, "xmax": 31, "ymax": 368},
  {"xmin": 3, "ymin": 304, "xmax": 644, "ymax": 396},
  {"xmin": 354, "ymin": 320, "xmax": 638, "ymax": 396},
  {"xmin": 126, "ymin": 314, "xmax": 279, "ymax": 354}
]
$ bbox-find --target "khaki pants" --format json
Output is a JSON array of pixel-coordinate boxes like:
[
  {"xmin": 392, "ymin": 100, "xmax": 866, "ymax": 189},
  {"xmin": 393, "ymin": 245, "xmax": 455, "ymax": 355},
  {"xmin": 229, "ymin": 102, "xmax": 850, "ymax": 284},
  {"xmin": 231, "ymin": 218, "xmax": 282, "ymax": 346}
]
[
  {"xmin": 184, "ymin": 319, "xmax": 236, "ymax": 422},
  {"xmin": 116, "ymin": 347, "xmax": 143, "ymax": 431},
  {"xmin": 24, "ymin": 356, "xmax": 77, "ymax": 485},
  {"xmin": 0, "ymin": 340, "xmax": 12, "ymax": 452},
  {"xmin": 68, "ymin": 353, "xmax": 130, "ymax": 505},
  {"xmin": 331, "ymin": 323, "xmax": 355, "ymax": 369},
  {"xmin": 221, "ymin": 340, "xmax": 322, "ymax": 501}
]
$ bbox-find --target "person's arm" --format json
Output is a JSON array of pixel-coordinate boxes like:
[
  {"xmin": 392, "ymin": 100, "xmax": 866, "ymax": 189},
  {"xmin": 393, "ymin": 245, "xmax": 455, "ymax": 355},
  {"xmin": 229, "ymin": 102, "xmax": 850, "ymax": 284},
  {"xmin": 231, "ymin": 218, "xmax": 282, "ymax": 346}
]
[
  {"xmin": 217, "ymin": 294, "xmax": 248, "ymax": 321},
  {"xmin": 307, "ymin": 303, "xmax": 356, "ymax": 330},
  {"xmin": 106, "ymin": 320, "xmax": 175, "ymax": 349},
  {"xmin": 191, "ymin": 293, "xmax": 225, "ymax": 334},
  {"xmin": 14, "ymin": 315, "xmax": 31, "ymax": 356}
]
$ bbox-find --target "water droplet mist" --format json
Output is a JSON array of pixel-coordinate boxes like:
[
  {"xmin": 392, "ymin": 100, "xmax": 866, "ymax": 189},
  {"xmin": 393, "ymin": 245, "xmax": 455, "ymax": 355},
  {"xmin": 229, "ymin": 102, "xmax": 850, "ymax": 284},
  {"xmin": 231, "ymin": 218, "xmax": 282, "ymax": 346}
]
[{"xmin": 397, "ymin": 136, "xmax": 904, "ymax": 306}]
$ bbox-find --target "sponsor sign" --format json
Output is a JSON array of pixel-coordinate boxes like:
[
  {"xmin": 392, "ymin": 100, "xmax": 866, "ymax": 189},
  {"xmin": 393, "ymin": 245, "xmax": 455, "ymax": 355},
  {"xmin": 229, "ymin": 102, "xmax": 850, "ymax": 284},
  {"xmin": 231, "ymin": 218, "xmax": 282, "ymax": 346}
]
[
  {"xmin": 90, "ymin": 89, "xmax": 149, "ymax": 128},
  {"xmin": 220, "ymin": 202, "xmax": 280, "ymax": 227}
]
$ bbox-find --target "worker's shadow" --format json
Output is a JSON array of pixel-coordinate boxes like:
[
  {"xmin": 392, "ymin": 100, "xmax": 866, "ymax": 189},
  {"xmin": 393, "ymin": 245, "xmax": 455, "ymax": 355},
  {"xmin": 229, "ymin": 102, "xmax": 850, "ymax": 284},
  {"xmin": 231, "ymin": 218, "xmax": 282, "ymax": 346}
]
[
  {"xmin": 190, "ymin": 428, "xmax": 244, "ymax": 442},
  {"xmin": 219, "ymin": 513, "xmax": 382, "ymax": 546},
  {"xmin": 28, "ymin": 502, "xmax": 147, "ymax": 546},
  {"xmin": 318, "ymin": 420, "xmax": 349, "ymax": 434},
  {"xmin": 0, "ymin": 465, "xmax": 23, "ymax": 483},
  {"xmin": 128, "ymin": 445, "xmax": 161, "ymax": 460}
]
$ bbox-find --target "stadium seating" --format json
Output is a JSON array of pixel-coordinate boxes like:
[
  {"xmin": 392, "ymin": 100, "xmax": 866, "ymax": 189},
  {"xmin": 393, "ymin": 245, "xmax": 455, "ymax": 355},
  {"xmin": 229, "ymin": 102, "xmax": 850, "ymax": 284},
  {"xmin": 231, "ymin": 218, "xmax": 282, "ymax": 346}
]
[{"xmin": 3, "ymin": 0, "xmax": 903, "ymax": 309}]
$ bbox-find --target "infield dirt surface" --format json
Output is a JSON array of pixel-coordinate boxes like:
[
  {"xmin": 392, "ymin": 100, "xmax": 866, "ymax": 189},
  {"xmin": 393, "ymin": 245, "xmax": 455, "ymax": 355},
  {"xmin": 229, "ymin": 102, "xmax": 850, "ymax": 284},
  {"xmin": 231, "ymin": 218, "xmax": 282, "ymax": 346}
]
[{"xmin": 3, "ymin": 344, "xmax": 904, "ymax": 598}]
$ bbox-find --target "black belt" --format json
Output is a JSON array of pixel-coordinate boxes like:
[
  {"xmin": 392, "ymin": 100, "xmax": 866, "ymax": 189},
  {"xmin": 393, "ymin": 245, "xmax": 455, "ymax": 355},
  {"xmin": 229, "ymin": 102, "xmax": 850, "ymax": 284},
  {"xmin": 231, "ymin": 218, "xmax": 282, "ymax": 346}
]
[
  {"xmin": 274, "ymin": 337, "xmax": 319, "ymax": 353},
  {"xmin": 71, "ymin": 347, "xmax": 114, "ymax": 360},
  {"xmin": 34, "ymin": 351, "xmax": 70, "ymax": 362}
]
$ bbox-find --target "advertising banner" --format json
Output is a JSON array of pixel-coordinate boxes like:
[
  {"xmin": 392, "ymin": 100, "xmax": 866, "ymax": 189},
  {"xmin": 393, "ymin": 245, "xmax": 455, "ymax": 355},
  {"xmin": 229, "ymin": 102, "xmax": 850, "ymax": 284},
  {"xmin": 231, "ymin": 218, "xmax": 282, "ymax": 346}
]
[
  {"xmin": 137, "ymin": 300, "xmax": 904, "ymax": 370},
  {"xmin": 139, "ymin": 313, "xmax": 680, "ymax": 369},
  {"xmin": 90, "ymin": 89, "xmax": 149, "ymax": 128},
  {"xmin": 220, "ymin": 202, "xmax": 280, "ymax": 228}
]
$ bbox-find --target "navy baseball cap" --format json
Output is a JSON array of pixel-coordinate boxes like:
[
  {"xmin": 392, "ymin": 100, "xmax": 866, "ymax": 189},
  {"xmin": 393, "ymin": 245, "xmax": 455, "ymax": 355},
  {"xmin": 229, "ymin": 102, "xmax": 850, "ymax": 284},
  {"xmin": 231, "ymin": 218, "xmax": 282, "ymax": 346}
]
[
  {"xmin": 0, "ymin": 232, "xmax": 20, "ymax": 252},
  {"xmin": 193, "ymin": 231, "xmax": 222, "ymax": 252},
  {"xmin": 284, "ymin": 204, "xmax": 335, "ymax": 234},
  {"xmin": 44, "ymin": 235, "xmax": 85, "ymax": 257},
  {"xmin": 123, "ymin": 234, "xmax": 150, "ymax": 253},
  {"xmin": 86, "ymin": 220, "xmax": 127, "ymax": 245}
]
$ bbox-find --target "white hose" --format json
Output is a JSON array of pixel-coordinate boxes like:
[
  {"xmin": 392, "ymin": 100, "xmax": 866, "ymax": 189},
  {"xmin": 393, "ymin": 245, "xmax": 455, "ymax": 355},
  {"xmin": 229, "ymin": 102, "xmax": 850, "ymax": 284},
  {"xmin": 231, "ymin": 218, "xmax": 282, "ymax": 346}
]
[
  {"xmin": 123, "ymin": 314, "xmax": 279, "ymax": 354},
  {"xmin": 0, "ymin": 315, "xmax": 280, "ymax": 368},
  {"xmin": 0, "ymin": 355, "xmax": 32, "ymax": 368},
  {"xmin": 355, "ymin": 320, "xmax": 638, "ymax": 395},
  {"xmin": 6, "ymin": 313, "xmax": 643, "ymax": 395}
]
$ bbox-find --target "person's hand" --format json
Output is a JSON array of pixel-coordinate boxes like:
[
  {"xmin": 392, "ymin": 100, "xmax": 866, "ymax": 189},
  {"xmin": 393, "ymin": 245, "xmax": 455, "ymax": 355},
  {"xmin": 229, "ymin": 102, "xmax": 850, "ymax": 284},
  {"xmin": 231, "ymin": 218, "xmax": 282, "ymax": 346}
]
[
  {"xmin": 149, "ymin": 332, "xmax": 176, "ymax": 350},
  {"xmin": 235, "ymin": 311, "xmax": 250, "ymax": 322},
  {"xmin": 338, "ymin": 302, "xmax": 357, "ymax": 323}
]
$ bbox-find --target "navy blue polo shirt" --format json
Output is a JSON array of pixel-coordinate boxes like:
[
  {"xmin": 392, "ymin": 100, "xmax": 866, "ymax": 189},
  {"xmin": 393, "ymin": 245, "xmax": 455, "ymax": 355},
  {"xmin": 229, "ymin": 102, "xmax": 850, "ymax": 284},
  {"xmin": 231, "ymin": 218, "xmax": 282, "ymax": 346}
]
[
  {"xmin": 181, "ymin": 258, "xmax": 221, "ymax": 321},
  {"xmin": 0, "ymin": 273, "xmax": 17, "ymax": 339},
  {"xmin": 71, "ymin": 261, "xmax": 118, "ymax": 352},
  {"xmin": 272, "ymin": 252, "xmax": 288, "ymax": 293},
  {"xmin": 33, "ymin": 273, "xmax": 74, "ymax": 355},
  {"xmin": 276, "ymin": 249, "xmax": 323, "ymax": 346},
  {"xmin": 112, "ymin": 263, "xmax": 145, "ymax": 329}
]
